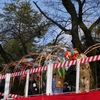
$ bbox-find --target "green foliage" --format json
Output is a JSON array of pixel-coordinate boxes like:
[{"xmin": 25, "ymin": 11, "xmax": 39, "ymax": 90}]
[
  {"xmin": 3, "ymin": 39, "xmax": 24, "ymax": 60},
  {"xmin": 0, "ymin": 0, "xmax": 51, "ymax": 61},
  {"xmin": 57, "ymin": 67, "xmax": 66, "ymax": 78}
]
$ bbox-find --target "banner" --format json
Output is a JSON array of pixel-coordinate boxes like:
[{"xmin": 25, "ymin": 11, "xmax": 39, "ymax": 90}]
[{"xmin": 13, "ymin": 90, "xmax": 100, "ymax": 100}]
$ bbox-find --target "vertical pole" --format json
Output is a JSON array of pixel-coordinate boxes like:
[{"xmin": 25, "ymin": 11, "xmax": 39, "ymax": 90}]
[
  {"xmin": 25, "ymin": 70, "xmax": 29, "ymax": 97},
  {"xmin": 4, "ymin": 73, "xmax": 10, "ymax": 100},
  {"xmin": 76, "ymin": 59, "xmax": 80, "ymax": 93},
  {"xmin": 46, "ymin": 62, "xmax": 53, "ymax": 95}
]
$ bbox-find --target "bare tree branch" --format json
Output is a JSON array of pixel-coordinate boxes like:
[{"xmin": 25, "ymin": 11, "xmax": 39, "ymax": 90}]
[
  {"xmin": 89, "ymin": 17, "xmax": 100, "ymax": 31},
  {"xmin": 33, "ymin": 1, "xmax": 70, "ymax": 34},
  {"xmin": 53, "ymin": 31, "xmax": 63, "ymax": 45}
]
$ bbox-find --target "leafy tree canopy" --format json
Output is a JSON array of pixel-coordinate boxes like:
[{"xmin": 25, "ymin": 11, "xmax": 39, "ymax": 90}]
[{"xmin": 0, "ymin": 0, "xmax": 51, "ymax": 62}]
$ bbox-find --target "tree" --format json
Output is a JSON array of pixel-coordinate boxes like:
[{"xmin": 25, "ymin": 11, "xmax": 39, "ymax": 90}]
[
  {"xmin": 33, "ymin": 0, "xmax": 100, "ymax": 50},
  {"xmin": 95, "ymin": 24, "xmax": 100, "ymax": 37},
  {"xmin": 33, "ymin": 0, "xmax": 100, "ymax": 88},
  {"xmin": 0, "ymin": 0, "xmax": 50, "ymax": 62}
]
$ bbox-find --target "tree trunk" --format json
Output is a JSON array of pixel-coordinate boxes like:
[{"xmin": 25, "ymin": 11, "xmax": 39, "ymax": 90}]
[
  {"xmin": 62, "ymin": 0, "xmax": 97, "ymax": 88},
  {"xmin": 0, "ymin": 44, "xmax": 11, "ymax": 63},
  {"xmin": 62, "ymin": 0, "xmax": 84, "ymax": 51}
]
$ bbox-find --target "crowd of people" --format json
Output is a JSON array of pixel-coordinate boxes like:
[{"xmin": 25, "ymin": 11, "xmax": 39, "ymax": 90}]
[
  {"xmin": 0, "ymin": 47, "xmax": 79, "ymax": 97},
  {"xmin": 28, "ymin": 74, "xmax": 70, "ymax": 95},
  {"xmin": 27, "ymin": 48, "xmax": 78, "ymax": 95}
]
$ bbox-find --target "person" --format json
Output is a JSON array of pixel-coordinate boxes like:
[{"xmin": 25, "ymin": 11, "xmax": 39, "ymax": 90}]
[
  {"xmin": 63, "ymin": 82, "xmax": 70, "ymax": 93},
  {"xmin": 52, "ymin": 73, "xmax": 64, "ymax": 94},
  {"xmin": 64, "ymin": 48, "xmax": 80, "ymax": 60},
  {"xmin": 52, "ymin": 73, "xmax": 57, "ymax": 93},
  {"xmin": 64, "ymin": 48, "xmax": 81, "ymax": 72},
  {"xmin": 28, "ymin": 75, "xmax": 39, "ymax": 95}
]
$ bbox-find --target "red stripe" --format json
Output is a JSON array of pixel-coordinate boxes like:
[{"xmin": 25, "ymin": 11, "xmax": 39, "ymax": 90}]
[
  {"xmin": 54, "ymin": 63, "xmax": 58, "ymax": 69},
  {"xmin": 59, "ymin": 62, "xmax": 62, "ymax": 68},
  {"xmin": 0, "ymin": 55, "xmax": 100, "ymax": 80},
  {"xmin": 63, "ymin": 61, "xmax": 66, "ymax": 67},
  {"xmin": 84, "ymin": 57, "xmax": 87, "ymax": 63},
  {"xmin": 96, "ymin": 55, "xmax": 99, "ymax": 61},
  {"xmin": 91, "ymin": 56, "xmax": 94, "ymax": 62},
  {"xmin": 67, "ymin": 60, "xmax": 71, "ymax": 66}
]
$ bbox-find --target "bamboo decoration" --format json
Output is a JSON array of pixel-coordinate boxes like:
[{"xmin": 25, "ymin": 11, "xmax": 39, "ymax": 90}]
[
  {"xmin": 56, "ymin": 73, "xmax": 65, "ymax": 88},
  {"xmin": 0, "ymin": 43, "xmax": 100, "ymax": 94},
  {"xmin": 64, "ymin": 48, "xmax": 94, "ymax": 92},
  {"xmin": 77, "ymin": 53, "xmax": 94, "ymax": 92}
]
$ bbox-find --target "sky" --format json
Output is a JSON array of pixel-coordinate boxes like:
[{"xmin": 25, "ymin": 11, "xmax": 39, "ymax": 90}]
[
  {"xmin": 0, "ymin": 0, "xmax": 72, "ymax": 47},
  {"xmin": 0, "ymin": 0, "xmax": 12, "ymax": 13},
  {"xmin": 0, "ymin": 0, "xmax": 38, "ymax": 10}
]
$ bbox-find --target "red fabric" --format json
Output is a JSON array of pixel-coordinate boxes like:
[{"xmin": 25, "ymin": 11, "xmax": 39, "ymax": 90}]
[
  {"xmin": 72, "ymin": 53, "xmax": 77, "ymax": 60},
  {"xmin": 64, "ymin": 50, "xmax": 68, "ymax": 57},
  {"xmin": 13, "ymin": 90, "xmax": 100, "ymax": 100}
]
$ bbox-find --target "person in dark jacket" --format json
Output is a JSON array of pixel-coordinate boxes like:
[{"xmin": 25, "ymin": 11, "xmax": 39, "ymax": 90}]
[
  {"xmin": 28, "ymin": 75, "xmax": 39, "ymax": 95},
  {"xmin": 63, "ymin": 82, "xmax": 70, "ymax": 93}
]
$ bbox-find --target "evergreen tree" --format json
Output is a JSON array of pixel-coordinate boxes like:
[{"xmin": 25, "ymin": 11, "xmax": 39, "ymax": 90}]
[{"xmin": 0, "ymin": 0, "xmax": 50, "ymax": 61}]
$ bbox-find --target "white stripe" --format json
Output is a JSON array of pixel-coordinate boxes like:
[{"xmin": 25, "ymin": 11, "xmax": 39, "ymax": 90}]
[
  {"xmin": 41, "ymin": 67, "xmax": 43, "ymax": 71},
  {"xmin": 38, "ymin": 67, "xmax": 40, "ymax": 72},
  {"xmin": 44, "ymin": 66, "xmax": 46, "ymax": 70},
  {"xmin": 81, "ymin": 58, "xmax": 84, "ymax": 63},
  {"xmin": 15, "ymin": 95, "xmax": 17, "ymax": 97},
  {"xmin": 11, "ymin": 94, "xmax": 14, "ymax": 97},
  {"xmin": 55, "ymin": 63, "xmax": 58, "ymax": 68},
  {"xmin": 21, "ymin": 71, "xmax": 23, "ymax": 75},
  {"xmin": 53, "ymin": 63, "xmax": 56, "ymax": 68},
  {"xmin": 89, "ymin": 56, "xmax": 92, "ymax": 62},
  {"xmin": 9, "ymin": 94, "xmax": 11, "ymax": 96},
  {"xmin": 69, "ymin": 61, "xmax": 72, "ymax": 66},
  {"xmin": 43, "ymin": 66, "xmax": 45, "ymax": 71},
  {"xmin": 39, "ymin": 67, "xmax": 42, "ymax": 72},
  {"xmin": 57, "ymin": 63, "xmax": 60, "ymax": 68},
  {"xmin": 85, "ymin": 58, "xmax": 88, "ymax": 63},
  {"xmin": 65, "ymin": 61, "xmax": 68, "ymax": 66},
  {"xmin": 61, "ymin": 62, "xmax": 65, "ymax": 67},
  {"xmin": 98, "ymin": 55, "xmax": 100, "ymax": 60},
  {"xmin": 22, "ymin": 71, "xmax": 24, "ymax": 75},
  {"xmin": 33, "ymin": 68, "xmax": 35, "ymax": 72},
  {"xmin": 93, "ymin": 56, "xmax": 97, "ymax": 61},
  {"xmin": 72, "ymin": 60, "xmax": 75, "ymax": 65},
  {"xmin": 35, "ymin": 68, "xmax": 38, "ymax": 72}
]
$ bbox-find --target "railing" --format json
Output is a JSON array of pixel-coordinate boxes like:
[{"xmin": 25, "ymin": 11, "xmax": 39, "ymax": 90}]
[{"xmin": 0, "ymin": 54, "xmax": 100, "ymax": 99}]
